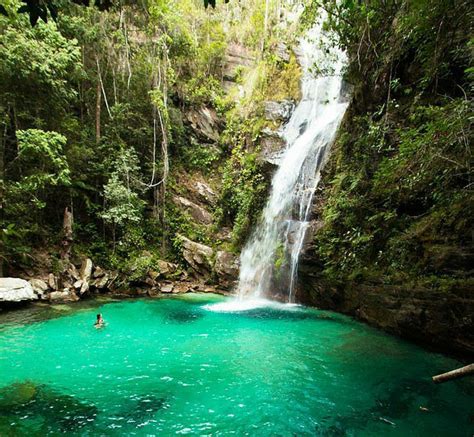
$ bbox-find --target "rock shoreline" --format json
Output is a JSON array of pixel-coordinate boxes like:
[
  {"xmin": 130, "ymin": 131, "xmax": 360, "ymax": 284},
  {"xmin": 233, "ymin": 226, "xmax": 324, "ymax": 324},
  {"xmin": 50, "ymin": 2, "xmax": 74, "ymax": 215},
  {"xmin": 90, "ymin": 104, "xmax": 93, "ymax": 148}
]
[{"xmin": 1, "ymin": 249, "xmax": 237, "ymax": 307}]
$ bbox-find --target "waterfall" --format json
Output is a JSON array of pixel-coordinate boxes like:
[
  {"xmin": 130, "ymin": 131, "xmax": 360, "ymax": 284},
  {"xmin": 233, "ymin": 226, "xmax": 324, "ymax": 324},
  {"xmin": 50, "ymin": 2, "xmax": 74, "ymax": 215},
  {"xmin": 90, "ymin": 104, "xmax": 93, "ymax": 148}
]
[{"xmin": 237, "ymin": 16, "xmax": 349, "ymax": 303}]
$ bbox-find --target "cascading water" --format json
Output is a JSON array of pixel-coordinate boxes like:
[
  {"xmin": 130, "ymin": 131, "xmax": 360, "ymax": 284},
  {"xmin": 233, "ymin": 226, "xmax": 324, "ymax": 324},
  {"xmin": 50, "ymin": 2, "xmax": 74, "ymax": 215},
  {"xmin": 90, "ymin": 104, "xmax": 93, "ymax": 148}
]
[{"xmin": 237, "ymin": 14, "xmax": 350, "ymax": 304}]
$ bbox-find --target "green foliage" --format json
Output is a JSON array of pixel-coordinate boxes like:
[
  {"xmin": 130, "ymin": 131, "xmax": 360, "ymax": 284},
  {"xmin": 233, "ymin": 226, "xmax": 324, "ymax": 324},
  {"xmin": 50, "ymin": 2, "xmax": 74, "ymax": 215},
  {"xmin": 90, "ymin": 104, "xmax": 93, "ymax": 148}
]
[
  {"xmin": 315, "ymin": 97, "xmax": 472, "ymax": 282},
  {"xmin": 219, "ymin": 144, "xmax": 268, "ymax": 246},
  {"xmin": 16, "ymin": 129, "xmax": 70, "ymax": 192},
  {"xmin": 182, "ymin": 74, "xmax": 224, "ymax": 107},
  {"xmin": 181, "ymin": 140, "xmax": 221, "ymax": 171},
  {"xmin": 100, "ymin": 148, "xmax": 144, "ymax": 230}
]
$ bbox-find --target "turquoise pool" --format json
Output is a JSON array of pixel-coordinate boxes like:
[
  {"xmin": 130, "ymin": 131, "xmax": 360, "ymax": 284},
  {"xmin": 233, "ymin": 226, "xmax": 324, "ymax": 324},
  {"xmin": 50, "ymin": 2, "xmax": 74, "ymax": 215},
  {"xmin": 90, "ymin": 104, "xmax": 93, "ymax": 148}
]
[{"xmin": 0, "ymin": 293, "xmax": 472, "ymax": 435}]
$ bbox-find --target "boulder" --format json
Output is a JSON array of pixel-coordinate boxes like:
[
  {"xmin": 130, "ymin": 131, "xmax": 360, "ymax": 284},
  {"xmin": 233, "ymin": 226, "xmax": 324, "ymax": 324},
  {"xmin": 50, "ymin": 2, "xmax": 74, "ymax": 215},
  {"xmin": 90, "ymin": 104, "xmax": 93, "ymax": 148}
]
[
  {"xmin": 173, "ymin": 196, "xmax": 213, "ymax": 225},
  {"xmin": 79, "ymin": 258, "xmax": 93, "ymax": 295},
  {"xmin": 157, "ymin": 260, "xmax": 178, "ymax": 277},
  {"xmin": 73, "ymin": 279, "xmax": 83, "ymax": 290},
  {"xmin": 172, "ymin": 282, "xmax": 194, "ymax": 294},
  {"xmin": 180, "ymin": 236, "xmax": 215, "ymax": 275},
  {"xmin": 0, "ymin": 278, "xmax": 38, "ymax": 303},
  {"xmin": 29, "ymin": 278, "xmax": 49, "ymax": 299},
  {"xmin": 160, "ymin": 283, "xmax": 174, "ymax": 293},
  {"xmin": 264, "ymin": 100, "xmax": 294, "ymax": 123},
  {"xmin": 214, "ymin": 251, "xmax": 240, "ymax": 280},
  {"xmin": 95, "ymin": 274, "xmax": 109, "ymax": 289},
  {"xmin": 80, "ymin": 258, "xmax": 93, "ymax": 282},
  {"xmin": 148, "ymin": 270, "xmax": 160, "ymax": 281},
  {"xmin": 48, "ymin": 273, "xmax": 58, "ymax": 291},
  {"xmin": 80, "ymin": 281, "xmax": 89, "ymax": 295},
  {"xmin": 195, "ymin": 181, "xmax": 217, "ymax": 205},
  {"xmin": 67, "ymin": 264, "xmax": 80, "ymax": 281},
  {"xmin": 93, "ymin": 266, "xmax": 105, "ymax": 278}
]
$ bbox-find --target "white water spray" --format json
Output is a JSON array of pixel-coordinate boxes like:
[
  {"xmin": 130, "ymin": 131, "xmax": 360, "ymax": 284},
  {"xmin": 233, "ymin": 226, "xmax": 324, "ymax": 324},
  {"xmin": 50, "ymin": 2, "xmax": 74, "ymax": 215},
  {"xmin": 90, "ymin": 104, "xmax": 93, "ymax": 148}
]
[{"xmin": 236, "ymin": 15, "xmax": 349, "ymax": 304}]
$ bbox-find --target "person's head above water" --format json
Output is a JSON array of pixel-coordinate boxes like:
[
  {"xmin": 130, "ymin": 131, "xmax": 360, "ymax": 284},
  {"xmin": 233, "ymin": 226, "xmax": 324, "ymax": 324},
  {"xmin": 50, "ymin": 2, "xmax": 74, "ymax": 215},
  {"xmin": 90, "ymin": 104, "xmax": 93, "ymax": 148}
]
[{"xmin": 96, "ymin": 314, "xmax": 102, "ymax": 321}]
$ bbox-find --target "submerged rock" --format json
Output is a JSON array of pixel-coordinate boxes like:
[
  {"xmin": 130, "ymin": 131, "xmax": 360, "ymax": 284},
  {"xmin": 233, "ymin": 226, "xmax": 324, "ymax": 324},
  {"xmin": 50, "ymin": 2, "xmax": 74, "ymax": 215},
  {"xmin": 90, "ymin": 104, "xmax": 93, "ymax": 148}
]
[
  {"xmin": 0, "ymin": 381, "xmax": 98, "ymax": 433},
  {"xmin": 0, "ymin": 278, "xmax": 37, "ymax": 303},
  {"xmin": 49, "ymin": 290, "xmax": 79, "ymax": 303}
]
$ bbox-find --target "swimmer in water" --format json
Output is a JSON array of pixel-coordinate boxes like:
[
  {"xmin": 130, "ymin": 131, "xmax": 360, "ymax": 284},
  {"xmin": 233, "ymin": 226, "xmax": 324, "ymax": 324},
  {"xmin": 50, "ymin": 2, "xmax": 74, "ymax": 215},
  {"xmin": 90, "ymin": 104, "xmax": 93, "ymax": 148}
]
[{"xmin": 94, "ymin": 313, "xmax": 105, "ymax": 328}]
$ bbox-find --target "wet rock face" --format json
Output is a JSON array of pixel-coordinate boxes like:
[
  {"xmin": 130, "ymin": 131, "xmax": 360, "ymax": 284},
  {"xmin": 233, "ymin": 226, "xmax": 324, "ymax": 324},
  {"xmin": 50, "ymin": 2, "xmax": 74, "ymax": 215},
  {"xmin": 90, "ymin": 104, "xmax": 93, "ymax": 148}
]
[
  {"xmin": 264, "ymin": 100, "xmax": 295, "ymax": 123},
  {"xmin": 0, "ymin": 278, "xmax": 37, "ymax": 303},
  {"xmin": 297, "ymin": 276, "xmax": 474, "ymax": 356},
  {"xmin": 259, "ymin": 128, "xmax": 287, "ymax": 165},
  {"xmin": 215, "ymin": 251, "xmax": 240, "ymax": 281}
]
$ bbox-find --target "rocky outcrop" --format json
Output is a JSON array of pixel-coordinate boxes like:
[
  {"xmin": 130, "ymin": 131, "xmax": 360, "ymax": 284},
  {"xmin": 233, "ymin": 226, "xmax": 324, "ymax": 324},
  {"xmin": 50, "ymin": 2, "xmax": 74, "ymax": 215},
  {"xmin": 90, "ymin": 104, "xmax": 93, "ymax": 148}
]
[
  {"xmin": 297, "ymin": 275, "xmax": 474, "ymax": 357},
  {"xmin": 0, "ymin": 278, "xmax": 37, "ymax": 303},
  {"xmin": 195, "ymin": 181, "xmax": 217, "ymax": 206},
  {"xmin": 178, "ymin": 235, "xmax": 239, "ymax": 289},
  {"xmin": 173, "ymin": 196, "xmax": 213, "ymax": 225},
  {"xmin": 185, "ymin": 106, "xmax": 220, "ymax": 142},
  {"xmin": 264, "ymin": 100, "xmax": 294, "ymax": 123},
  {"xmin": 259, "ymin": 127, "xmax": 287, "ymax": 165},
  {"xmin": 273, "ymin": 42, "xmax": 290, "ymax": 62},
  {"xmin": 223, "ymin": 42, "xmax": 254, "ymax": 89},
  {"xmin": 180, "ymin": 236, "xmax": 215, "ymax": 275}
]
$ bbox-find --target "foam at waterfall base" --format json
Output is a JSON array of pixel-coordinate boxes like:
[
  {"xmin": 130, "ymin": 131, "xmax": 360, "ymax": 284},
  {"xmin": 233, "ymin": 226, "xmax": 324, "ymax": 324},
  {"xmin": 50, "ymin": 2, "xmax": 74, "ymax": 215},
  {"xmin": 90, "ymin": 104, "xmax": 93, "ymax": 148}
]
[{"xmin": 203, "ymin": 298, "xmax": 300, "ymax": 313}]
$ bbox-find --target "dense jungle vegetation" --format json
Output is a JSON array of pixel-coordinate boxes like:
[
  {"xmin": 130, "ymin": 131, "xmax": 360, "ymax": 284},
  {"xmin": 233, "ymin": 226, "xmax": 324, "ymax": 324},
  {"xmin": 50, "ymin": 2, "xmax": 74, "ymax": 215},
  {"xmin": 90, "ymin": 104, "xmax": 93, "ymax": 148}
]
[
  {"xmin": 308, "ymin": 0, "xmax": 473, "ymax": 291},
  {"xmin": 0, "ymin": 0, "xmax": 302, "ymax": 278},
  {"xmin": 0, "ymin": 0, "xmax": 472, "ymax": 293}
]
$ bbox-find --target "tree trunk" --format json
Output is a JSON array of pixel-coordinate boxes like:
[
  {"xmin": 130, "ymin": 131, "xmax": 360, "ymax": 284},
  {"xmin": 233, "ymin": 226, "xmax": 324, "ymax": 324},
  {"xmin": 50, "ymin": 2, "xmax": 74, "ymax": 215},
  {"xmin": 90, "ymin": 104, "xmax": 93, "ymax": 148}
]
[
  {"xmin": 261, "ymin": 0, "xmax": 270, "ymax": 54},
  {"xmin": 432, "ymin": 364, "xmax": 474, "ymax": 383},
  {"xmin": 96, "ymin": 73, "xmax": 101, "ymax": 144},
  {"xmin": 0, "ymin": 115, "xmax": 5, "ymax": 277},
  {"xmin": 60, "ymin": 206, "xmax": 74, "ymax": 262}
]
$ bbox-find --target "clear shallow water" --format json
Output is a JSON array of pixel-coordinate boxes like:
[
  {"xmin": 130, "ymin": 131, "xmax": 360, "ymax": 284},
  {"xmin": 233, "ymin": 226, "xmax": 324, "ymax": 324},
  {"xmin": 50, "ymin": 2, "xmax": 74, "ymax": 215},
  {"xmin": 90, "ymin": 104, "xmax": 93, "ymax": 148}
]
[{"xmin": 0, "ymin": 294, "xmax": 472, "ymax": 436}]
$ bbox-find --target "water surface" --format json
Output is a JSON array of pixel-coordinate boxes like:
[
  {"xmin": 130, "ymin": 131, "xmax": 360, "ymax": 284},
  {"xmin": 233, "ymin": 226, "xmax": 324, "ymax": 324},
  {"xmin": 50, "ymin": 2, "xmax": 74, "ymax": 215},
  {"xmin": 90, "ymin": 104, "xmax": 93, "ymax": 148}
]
[{"xmin": 0, "ymin": 294, "xmax": 472, "ymax": 435}]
